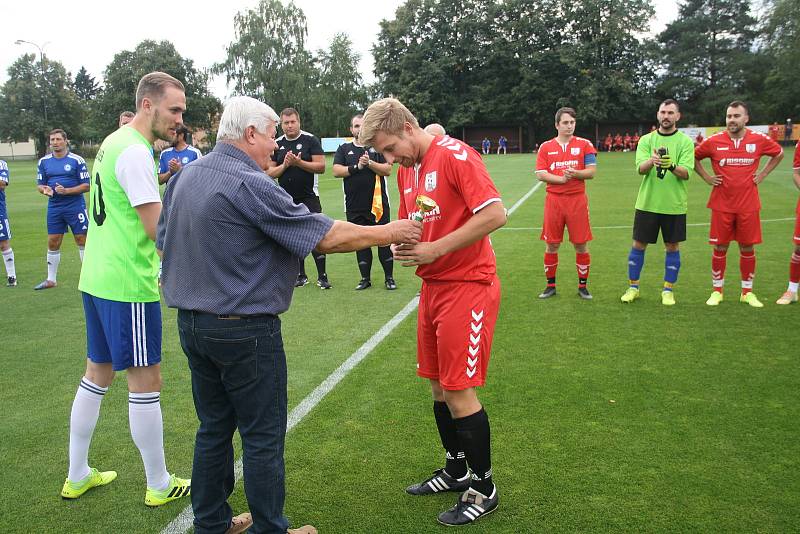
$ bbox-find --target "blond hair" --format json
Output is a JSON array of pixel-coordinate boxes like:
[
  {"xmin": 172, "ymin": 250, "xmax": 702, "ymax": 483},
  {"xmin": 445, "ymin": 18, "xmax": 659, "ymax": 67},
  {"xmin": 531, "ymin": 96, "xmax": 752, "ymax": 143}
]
[
  {"xmin": 359, "ymin": 98, "xmax": 419, "ymax": 146},
  {"xmin": 135, "ymin": 72, "xmax": 185, "ymax": 110}
]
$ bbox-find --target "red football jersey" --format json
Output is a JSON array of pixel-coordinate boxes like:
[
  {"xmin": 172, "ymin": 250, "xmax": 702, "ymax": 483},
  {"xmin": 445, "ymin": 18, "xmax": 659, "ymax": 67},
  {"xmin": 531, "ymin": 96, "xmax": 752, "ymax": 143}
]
[
  {"xmin": 794, "ymin": 140, "xmax": 800, "ymax": 170},
  {"xmin": 695, "ymin": 128, "xmax": 783, "ymax": 213},
  {"xmin": 396, "ymin": 135, "xmax": 502, "ymax": 282},
  {"xmin": 536, "ymin": 136, "xmax": 597, "ymax": 195}
]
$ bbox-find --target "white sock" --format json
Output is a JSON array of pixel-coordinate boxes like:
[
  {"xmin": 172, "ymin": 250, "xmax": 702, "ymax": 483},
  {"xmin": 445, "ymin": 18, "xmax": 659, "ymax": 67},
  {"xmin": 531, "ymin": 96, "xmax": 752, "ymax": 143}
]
[
  {"xmin": 47, "ymin": 250, "xmax": 61, "ymax": 282},
  {"xmin": 2, "ymin": 248, "xmax": 15, "ymax": 277},
  {"xmin": 68, "ymin": 377, "xmax": 108, "ymax": 482},
  {"xmin": 789, "ymin": 281, "xmax": 799, "ymax": 293},
  {"xmin": 129, "ymin": 392, "xmax": 170, "ymax": 490},
  {"xmin": 78, "ymin": 246, "xmax": 85, "ymax": 262}
]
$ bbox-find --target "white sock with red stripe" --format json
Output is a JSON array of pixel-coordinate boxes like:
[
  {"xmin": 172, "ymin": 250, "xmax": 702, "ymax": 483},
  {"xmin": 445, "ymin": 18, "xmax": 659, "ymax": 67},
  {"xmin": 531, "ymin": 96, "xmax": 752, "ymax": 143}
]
[
  {"xmin": 129, "ymin": 392, "xmax": 170, "ymax": 491},
  {"xmin": 68, "ymin": 377, "xmax": 108, "ymax": 482}
]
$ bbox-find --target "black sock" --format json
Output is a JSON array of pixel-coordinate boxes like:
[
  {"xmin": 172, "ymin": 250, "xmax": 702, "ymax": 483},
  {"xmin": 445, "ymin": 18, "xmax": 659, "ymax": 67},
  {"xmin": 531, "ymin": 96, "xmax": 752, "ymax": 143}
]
[
  {"xmin": 432, "ymin": 401, "xmax": 468, "ymax": 479},
  {"xmin": 378, "ymin": 245, "xmax": 394, "ymax": 278},
  {"xmin": 313, "ymin": 250, "xmax": 327, "ymax": 279},
  {"xmin": 356, "ymin": 248, "xmax": 372, "ymax": 280},
  {"xmin": 454, "ymin": 407, "xmax": 493, "ymax": 495},
  {"xmin": 298, "ymin": 257, "xmax": 307, "ymax": 278}
]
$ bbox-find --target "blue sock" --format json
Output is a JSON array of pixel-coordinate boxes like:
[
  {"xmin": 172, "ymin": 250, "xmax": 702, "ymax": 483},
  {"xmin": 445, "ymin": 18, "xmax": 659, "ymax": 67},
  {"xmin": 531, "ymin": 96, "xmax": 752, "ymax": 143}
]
[
  {"xmin": 628, "ymin": 248, "xmax": 645, "ymax": 287},
  {"xmin": 664, "ymin": 250, "xmax": 681, "ymax": 289}
]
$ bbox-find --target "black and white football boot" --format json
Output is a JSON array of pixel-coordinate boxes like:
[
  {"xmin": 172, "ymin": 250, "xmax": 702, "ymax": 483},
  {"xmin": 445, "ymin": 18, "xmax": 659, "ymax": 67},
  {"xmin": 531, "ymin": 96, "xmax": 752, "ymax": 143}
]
[
  {"xmin": 437, "ymin": 486, "xmax": 499, "ymax": 526},
  {"xmin": 405, "ymin": 469, "xmax": 471, "ymax": 496}
]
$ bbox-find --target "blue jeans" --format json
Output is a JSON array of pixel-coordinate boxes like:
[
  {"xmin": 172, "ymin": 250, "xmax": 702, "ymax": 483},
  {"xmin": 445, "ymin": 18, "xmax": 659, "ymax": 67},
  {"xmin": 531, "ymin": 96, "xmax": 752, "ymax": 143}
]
[{"xmin": 177, "ymin": 310, "xmax": 289, "ymax": 534}]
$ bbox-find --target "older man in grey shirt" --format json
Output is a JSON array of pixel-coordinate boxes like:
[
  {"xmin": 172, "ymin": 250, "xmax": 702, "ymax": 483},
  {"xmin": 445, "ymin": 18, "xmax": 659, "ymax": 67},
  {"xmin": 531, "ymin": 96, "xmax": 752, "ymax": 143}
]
[{"xmin": 157, "ymin": 96, "xmax": 420, "ymax": 534}]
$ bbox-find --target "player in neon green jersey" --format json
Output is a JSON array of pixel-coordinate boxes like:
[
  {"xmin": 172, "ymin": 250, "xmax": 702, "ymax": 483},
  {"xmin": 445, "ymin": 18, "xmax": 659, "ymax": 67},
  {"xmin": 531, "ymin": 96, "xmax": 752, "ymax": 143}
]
[
  {"xmin": 61, "ymin": 72, "xmax": 190, "ymax": 507},
  {"xmin": 621, "ymin": 99, "xmax": 695, "ymax": 306}
]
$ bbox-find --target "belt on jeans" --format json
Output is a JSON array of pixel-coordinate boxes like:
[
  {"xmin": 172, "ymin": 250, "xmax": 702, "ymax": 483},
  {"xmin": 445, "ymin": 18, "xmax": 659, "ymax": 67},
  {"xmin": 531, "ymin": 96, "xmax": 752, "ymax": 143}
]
[{"xmin": 186, "ymin": 310, "xmax": 276, "ymax": 320}]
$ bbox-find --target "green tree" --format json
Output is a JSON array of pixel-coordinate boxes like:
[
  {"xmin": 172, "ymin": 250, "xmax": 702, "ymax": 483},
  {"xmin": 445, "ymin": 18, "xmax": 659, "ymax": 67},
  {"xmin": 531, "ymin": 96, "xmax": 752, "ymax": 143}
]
[
  {"xmin": 373, "ymin": 0, "xmax": 494, "ymax": 130},
  {"xmin": 657, "ymin": 0, "xmax": 762, "ymax": 124},
  {"xmin": 372, "ymin": 0, "xmax": 656, "ymax": 145},
  {"xmin": 0, "ymin": 53, "xmax": 84, "ymax": 156},
  {"xmin": 213, "ymin": 0, "xmax": 317, "ymax": 122},
  {"xmin": 73, "ymin": 66, "xmax": 100, "ymax": 101},
  {"xmin": 93, "ymin": 40, "xmax": 220, "ymax": 141},
  {"xmin": 759, "ymin": 0, "xmax": 800, "ymax": 120},
  {"xmin": 312, "ymin": 33, "xmax": 367, "ymax": 137},
  {"xmin": 560, "ymin": 0, "xmax": 656, "ymax": 126}
]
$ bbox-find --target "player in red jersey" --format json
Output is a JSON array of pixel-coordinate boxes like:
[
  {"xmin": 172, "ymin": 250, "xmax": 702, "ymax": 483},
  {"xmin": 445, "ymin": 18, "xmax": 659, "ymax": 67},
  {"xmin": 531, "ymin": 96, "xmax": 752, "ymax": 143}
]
[
  {"xmin": 360, "ymin": 98, "xmax": 506, "ymax": 526},
  {"xmin": 613, "ymin": 133, "xmax": 624, "ymax": 151},
  {"xmin": 768, "ymin": 123, "xmax": 780, "ymax": 142},
  {"xmin": 535, "ymin": 107, "xmax": 597, "ymax": 300},
  {"xmin": 776, "ymin": 140, "xmax": 800, "ymax": 304},
  {"xmin": 694, "ymin": 101, "xmax": 784, "ymax": 307},
  {"xmin": 632, "ymin": 132, "xmax": 640, "ymax": 150},
  {"xmin": 623, "ymin": 132, "xmax": 632, "ymax": 151},
  {"xmin": 603, "ymin": 133, "xmax": 613, "ymax": 152}
]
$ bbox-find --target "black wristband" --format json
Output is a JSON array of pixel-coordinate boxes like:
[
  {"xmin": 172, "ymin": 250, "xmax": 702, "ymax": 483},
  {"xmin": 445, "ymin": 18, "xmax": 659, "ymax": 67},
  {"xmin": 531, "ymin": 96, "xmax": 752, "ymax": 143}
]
[
  {"xmin": 349, "ymin": 164, "xmax": 358, "ymax": 175},
  {"xmin": 669, "ymin": 164, "xmax": 676, "ymax": 172}
]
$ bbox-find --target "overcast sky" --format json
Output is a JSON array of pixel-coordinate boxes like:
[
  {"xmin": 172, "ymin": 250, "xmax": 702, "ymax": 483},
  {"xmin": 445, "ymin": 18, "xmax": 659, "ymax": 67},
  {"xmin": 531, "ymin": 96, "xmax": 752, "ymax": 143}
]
[{"xmin": 1, "ymin": 0, "xmax": 680, "ymax": 100}]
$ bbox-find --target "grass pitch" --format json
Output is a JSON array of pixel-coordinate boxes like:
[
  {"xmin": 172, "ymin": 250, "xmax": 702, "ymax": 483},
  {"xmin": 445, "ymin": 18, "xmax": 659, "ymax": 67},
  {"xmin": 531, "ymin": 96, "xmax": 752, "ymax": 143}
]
[{"xmin": 1, "ymin": 148, "xmax": 798, "ymax": 532}]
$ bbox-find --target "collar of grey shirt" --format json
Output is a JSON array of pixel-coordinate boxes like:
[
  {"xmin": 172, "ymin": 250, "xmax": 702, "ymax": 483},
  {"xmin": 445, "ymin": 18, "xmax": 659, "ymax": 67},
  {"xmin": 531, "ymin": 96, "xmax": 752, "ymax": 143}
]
[{"xmin": 213, "ymin": 141, "xmax": 265, "ymax": 174}]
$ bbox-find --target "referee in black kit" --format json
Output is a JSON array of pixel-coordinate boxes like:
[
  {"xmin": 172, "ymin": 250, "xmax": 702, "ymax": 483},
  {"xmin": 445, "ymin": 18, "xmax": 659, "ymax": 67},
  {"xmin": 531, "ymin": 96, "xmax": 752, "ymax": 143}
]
[
  {"xmin": 267, "ymin": 107, "xmax": 331, "ymax": 289},
  {"xmin": 333, "ymin": 114, "xmax": 397, "ymax": 290}
]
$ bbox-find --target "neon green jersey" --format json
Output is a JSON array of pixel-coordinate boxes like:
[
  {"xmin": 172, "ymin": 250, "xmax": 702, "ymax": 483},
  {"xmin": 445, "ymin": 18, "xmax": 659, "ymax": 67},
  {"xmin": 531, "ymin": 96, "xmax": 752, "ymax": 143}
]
[
  {"xmin": 634, "ymin": 130, "xmax": 695, "ymax": 215},
  {"xmin": 79, "ymin": 126, "xmax": 161, "ymax": 302}
]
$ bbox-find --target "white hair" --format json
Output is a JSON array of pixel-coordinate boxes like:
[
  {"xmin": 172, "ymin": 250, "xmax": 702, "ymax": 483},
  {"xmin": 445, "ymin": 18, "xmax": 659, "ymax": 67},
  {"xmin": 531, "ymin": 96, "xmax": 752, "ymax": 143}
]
[{"xmin": 217, "ymin": 96, "xmax": 279, "ymax": 141}]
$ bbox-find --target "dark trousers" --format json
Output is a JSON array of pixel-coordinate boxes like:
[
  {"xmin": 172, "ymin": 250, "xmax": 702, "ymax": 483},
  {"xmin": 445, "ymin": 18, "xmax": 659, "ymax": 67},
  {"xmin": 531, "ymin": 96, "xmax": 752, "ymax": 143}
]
[{"xmin": 177, "ymin": 310, "xmax": 289, "ymax": 534}]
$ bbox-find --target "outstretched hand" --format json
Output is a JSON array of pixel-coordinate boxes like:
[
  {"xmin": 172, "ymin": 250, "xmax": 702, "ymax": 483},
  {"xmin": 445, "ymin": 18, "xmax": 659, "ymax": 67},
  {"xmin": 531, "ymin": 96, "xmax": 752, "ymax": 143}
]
[{"xmin": 387, "ymin": 219, "xmax": 423, "ymax": 246}]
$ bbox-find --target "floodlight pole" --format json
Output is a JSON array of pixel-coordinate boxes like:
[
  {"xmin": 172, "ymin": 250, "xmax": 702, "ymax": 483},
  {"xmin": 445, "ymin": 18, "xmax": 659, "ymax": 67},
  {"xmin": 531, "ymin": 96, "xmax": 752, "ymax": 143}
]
[{"xmin": 14, "ymin": 39, "xmax": 49, "ymax": 125}]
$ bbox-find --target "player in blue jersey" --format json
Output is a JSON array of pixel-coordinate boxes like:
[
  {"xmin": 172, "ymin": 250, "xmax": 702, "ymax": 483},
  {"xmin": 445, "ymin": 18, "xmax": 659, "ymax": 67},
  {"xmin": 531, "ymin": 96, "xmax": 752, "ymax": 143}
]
[
  {"xmin": 157, "ymin": 125, "xmax": 202, "ymax": 184},
  {"xmin": 497, "ymin": 135, "xmax": 508, "ymax": 155},
  {"xmin": 34, "ymin": 129, "xmax": 90, "ymax": 290},
  {"xmin": 0, "ymin": 159, "xmax": 16, "ymax": 286},
  {"xmin": 481, "ymin": 137, "xmax": 491, "ymax": 155}
]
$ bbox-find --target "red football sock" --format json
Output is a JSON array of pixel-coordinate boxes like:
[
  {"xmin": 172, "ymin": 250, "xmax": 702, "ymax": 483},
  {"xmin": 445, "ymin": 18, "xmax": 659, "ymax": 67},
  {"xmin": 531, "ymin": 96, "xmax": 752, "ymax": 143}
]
[
  {"xmin": 740, "ymin": 250, "xmax": 756, "ymax": 294},
  {"xmin": 576, "ymin": 252, "xmax": 590, "ymax": 288},
  {"xmin": 790, "ymin": 252, "xmax": 800, "ymax": 284},
  {"xmin": 544, "ymin": 252, "xmax": 558, "ymax": 286},
  {"xmin": 711, "ymin": 250, "xmax": 727, "ymax": 292}
]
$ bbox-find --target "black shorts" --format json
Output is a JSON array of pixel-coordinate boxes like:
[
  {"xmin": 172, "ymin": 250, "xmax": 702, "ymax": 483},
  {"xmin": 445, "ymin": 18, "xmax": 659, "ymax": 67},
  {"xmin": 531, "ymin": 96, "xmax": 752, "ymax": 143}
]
[
  {"xmin": 632, "ymin": 209, "xmax": 686, "ymax": 244},
  {"xmin": 296, "ymin": 196, "xmax": 322, "ymax": 214},
  {"xmin": 346, "ymin": 210, "xmax": 389, "ymax": 226}
]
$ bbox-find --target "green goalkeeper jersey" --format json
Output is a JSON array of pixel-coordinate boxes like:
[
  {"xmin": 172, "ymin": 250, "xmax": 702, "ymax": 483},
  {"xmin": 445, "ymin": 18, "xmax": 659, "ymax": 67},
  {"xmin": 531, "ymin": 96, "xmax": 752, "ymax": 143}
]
[
  {"xmin": 79, "ymin": 126, "xmax": 161, "ymax": 302},
  {"xmin": 634, "ymin": 130, "xmax": 695, "ymax": 215}
]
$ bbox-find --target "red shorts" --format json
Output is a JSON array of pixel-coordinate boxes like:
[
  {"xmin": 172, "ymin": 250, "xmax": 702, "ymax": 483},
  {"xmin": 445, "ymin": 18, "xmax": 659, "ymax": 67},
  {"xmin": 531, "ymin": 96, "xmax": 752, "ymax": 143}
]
[
  {"xmin": 417, "ymin": 275, "xmax": 501, "ymax": 391},
  {"xmin": 709, "ymin": 210, "xmax": 762, "ymax": 246},
  {"xmin": 794, "ymin": 199, "xmax": 800, "ymax": 245},
  {"xmin": 540, "ymin": 193, "xmax": 593, "ymax": 244}
]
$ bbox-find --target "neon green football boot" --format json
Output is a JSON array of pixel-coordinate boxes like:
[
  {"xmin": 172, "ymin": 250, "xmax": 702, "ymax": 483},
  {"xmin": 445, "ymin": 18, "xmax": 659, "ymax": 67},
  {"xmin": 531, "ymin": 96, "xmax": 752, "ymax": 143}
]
[
  {"xmin": 145, "ymin": 473, "xmax": 191, "ymax": 507},
  {"xmin": 620, "ymin": 287, "xmax": 639, "ymax": 303},
  {"xmin": 61, "ymin": 467, "xmax": 117, "ymax": 499},
  {"xmin": 739, "ymin": 292, "xmax": 764, "ymax": 308}
]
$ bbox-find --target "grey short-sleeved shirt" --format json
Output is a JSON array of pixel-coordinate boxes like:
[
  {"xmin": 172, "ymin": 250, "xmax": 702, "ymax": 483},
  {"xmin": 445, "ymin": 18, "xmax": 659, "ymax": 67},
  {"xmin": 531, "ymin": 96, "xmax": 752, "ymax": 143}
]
[{"xmin": 157, "ymin": 142, "xmax": 334, "ymax": 315}]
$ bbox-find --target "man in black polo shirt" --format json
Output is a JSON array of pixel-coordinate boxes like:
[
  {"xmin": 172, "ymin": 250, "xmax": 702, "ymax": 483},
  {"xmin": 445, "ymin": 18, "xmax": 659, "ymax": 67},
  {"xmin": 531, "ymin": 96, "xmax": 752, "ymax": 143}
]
[
  {"xmin": 267, "ymin": 108, "xmax": 330, "ymax": 288},
  {"xmin": 333, "ymin": 114, "xmax": 397, "ymax": 290}
]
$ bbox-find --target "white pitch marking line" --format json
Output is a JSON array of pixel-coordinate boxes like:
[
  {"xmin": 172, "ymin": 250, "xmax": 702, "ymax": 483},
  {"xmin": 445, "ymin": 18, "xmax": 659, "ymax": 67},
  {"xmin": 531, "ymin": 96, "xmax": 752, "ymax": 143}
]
[
  {"xmin": 497, "ymin": 217, "xmax": 795, "ymax": 231},
  {"xmin": 162, "ymin": 180, "xmax": 543, "ymax": 534},
  {"xmin": 506, "ymin": 180, "xmax": 543, "ymax": 216}
]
